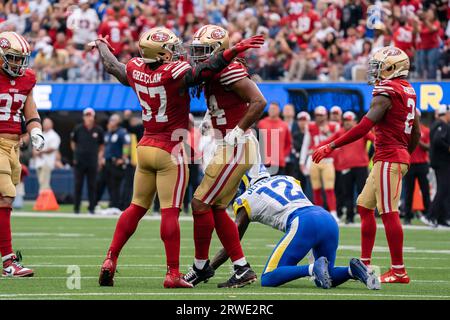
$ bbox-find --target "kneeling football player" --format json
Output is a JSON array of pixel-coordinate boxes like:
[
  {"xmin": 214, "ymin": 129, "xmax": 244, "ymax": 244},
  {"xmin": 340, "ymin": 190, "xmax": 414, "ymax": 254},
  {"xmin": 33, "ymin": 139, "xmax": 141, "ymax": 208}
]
[{"xmin": 210, "ymin": 166, "xmax": 380, "ymax": 289}]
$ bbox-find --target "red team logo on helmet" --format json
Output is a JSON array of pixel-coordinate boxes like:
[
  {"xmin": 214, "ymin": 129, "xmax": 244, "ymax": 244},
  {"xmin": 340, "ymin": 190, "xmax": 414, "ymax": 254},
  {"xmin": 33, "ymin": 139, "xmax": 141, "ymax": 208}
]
[
  {"xmin": 151, "ymin": 31, "xmax": 170, "ymax": 42},
  {"xmin": 0, "ymin": 38, "xmax": 11, "ymax": 50},
  {"xmin": 211, "ymin": 28, "xmax": 226, "ymax": 40}
]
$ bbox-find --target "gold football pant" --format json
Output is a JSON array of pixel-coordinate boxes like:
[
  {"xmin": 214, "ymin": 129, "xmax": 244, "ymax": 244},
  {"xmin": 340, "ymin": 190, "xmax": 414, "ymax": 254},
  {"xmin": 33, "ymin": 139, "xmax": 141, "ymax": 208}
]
[
  {"xmin": 131, "ymin": 145, "xmax": 188, "ymax": 210},
  {"xmin": 0, "ymin": 138, "xmax": 21, "ymax": 198},
  {"xmin": 194, "ymin": 138, "xmax": 257, "ymax": 207},
  {"xmin": 357, "ymin": 161, "xmax": 408, "ymax": 214}
]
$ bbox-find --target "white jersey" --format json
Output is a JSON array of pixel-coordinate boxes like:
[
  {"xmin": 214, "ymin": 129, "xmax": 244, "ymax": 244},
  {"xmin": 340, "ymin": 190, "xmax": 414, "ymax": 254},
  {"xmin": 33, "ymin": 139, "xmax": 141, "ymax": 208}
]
[{"xmin": 233, "ymin": 175, "xmax": 313, "ymax": 232}]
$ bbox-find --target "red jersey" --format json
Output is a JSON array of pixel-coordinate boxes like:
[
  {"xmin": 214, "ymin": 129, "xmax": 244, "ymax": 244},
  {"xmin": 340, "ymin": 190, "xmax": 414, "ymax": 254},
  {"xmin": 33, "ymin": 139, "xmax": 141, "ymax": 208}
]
[
  {"xmin": 0, "ymin": 69, "xmax": 36, "ymax": 135},
  {"xmin": 400, "ymin": 0, "xmax": 422, "ymax": 16},
  {"xmin": 204, "ymin": 61, "xmax": 249, "ymax": 137},
  {"xmin": 98, "ymin": 19, "xmax": 129, "ymax": 55},
  {"xmin": 372, "ymin": 79, "xmax": 417, "ymax": 165},
  {"xmin": 257, "ymin": 117, "xmax": 292, "ymax": 168},
  {"xmin": 126, "ymin": 58, "xmax": 191, "ymax": 153},
  {"xmin": 410, "ymin": 124, "xmax": 430, "ymax": 164},
  {"xmin": 417, "ymin": 21, "xmax": 441, "ymax": 50},
  {"xmin": 324, "ymin": 128, "xmax": 374, "ymax": 171},
  {"xmin": 308, "ymin": 122, "xmax": 340, "ymax": 148},
  {"xmin": 393, "ymin": 25, "xmax": 414, "ymax": 57},
  {"xmin": 300, "ymin": 121, "xmax": 340, "ymax": 165}
]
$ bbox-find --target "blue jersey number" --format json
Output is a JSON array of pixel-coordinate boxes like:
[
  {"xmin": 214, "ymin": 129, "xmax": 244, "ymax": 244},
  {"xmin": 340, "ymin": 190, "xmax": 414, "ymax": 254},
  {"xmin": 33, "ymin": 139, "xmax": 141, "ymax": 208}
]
[{"xmin": 255, "ymin": 178, "xmax": 305, "ymax": 206}]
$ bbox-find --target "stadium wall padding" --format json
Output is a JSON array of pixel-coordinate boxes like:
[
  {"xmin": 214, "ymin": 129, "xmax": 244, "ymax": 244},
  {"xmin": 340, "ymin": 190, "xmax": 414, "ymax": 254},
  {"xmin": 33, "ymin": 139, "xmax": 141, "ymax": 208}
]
[{"xmin": 34, "ymin": 81, "xmax": 449, "ymax": 114}]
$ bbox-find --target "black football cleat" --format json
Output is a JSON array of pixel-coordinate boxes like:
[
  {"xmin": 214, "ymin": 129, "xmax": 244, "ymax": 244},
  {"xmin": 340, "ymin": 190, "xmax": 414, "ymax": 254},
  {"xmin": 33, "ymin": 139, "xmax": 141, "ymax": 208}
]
[
  {"xmin": 183, "ymin": 260, "xmax": 215, "ymax": 286},
  {"xmin": 217, "ymin": 264, "xmax": 257, "ymax": 288}
]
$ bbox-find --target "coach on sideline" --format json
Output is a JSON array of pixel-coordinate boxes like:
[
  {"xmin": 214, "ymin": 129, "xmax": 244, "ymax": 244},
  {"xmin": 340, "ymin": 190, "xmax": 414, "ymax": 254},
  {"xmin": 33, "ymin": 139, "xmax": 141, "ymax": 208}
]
[
  {"xmin": 428, "ymin": 105, "xmax": 450, "ymax": 227},
  {"xmin": 70, "ymin": 108, "xmax": 104, "ymax": 214}
]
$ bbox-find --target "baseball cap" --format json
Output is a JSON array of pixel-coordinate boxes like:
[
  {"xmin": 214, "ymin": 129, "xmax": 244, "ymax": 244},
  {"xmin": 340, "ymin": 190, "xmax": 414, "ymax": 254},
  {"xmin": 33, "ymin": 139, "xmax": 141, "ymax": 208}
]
[
  {"xmin": 438, "ymin": 104, "xmax": 448, "ymax": 116},
  {"xmin": 343, "ymin": 111, "xmax": 356, "ymax": 121},
  {"xmin": 83, "ymin": 107, "xmax": 95, "ymax": 116},
  {"xmin": 297, "ymin": 111, "xmax": 311, "ymax": 121},
  {"xmin": 79, "ymin": 0, "xmax": 89, "ymax": 5},
  {"xmin": 314, "ymin": 106, "xmax": 327, "ymax": 116},
  {"xmin": 330, "ymin": 106, "xmax": 342, "ymax": 115}
]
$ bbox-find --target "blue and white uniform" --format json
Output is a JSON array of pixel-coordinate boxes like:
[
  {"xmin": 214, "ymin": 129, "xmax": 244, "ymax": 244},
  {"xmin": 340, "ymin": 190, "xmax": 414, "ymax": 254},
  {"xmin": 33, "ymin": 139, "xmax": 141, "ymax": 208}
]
[{"xmin": 233, "ymin": 175, "xmax": 352, "ymax": 287}]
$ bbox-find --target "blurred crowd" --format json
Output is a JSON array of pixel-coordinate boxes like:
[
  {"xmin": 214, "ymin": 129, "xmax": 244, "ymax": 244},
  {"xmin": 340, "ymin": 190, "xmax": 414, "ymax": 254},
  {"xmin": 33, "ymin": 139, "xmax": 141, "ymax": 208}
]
[{"xmin": 1, "ymin": 0, "xmax": 450, "ymax": 82}]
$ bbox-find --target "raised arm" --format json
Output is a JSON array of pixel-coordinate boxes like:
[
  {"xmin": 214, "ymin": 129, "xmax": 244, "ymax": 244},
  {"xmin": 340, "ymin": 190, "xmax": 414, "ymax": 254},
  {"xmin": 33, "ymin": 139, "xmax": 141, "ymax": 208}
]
[
  {"xmin": 182, "ymin": 35, "xmax": 265, "ymax": 88},
  {"xmin": 90, "ymin": 36, "xmax": 130, "ymax": 87},
  {"xmin": 312, "ymin": 95, "xmax": 390, "ymax": 163},
  {"xmin": 210, "ymin": 208, "xmax": 251, "ymax": 270}
]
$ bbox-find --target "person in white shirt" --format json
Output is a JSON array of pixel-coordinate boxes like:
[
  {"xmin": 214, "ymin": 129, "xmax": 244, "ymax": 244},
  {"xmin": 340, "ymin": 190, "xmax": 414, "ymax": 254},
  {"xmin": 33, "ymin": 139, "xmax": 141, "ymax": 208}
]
[
  {"xmin": 33, "ymin": 118, "xmax": 60, "ymax": 192},
  {"xmin": 67, "ymin": 0, "xmax": 100, "ymax": 50}
]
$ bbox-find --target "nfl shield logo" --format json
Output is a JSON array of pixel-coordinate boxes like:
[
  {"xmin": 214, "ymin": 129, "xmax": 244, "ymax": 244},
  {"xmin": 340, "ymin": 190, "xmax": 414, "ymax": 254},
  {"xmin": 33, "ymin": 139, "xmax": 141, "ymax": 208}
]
[{"xmin": 10, "ymin": 80, "xmax": 15, "ymax": 86}]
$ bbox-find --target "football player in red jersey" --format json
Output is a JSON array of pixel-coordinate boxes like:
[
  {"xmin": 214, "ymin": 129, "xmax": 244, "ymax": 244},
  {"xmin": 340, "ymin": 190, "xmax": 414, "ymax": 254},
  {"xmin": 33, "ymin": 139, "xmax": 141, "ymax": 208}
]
[
  {"xmin": 300, "ymin": 106, "xmax": 340, "ymax": 222},
  {"xmin": 183, "ymin": 25, "xmax": 266, "ymax": 288},
  {"xmin": 0, "ymin": 31, "xmax": 45, "ymax": 277},
  {"xmin": 89, "ymin": 28, "xmax": 264, "ymax": 288},
  {"xmin": 313, "ymin": 47, "xmax": 421, "ymax": 284}
]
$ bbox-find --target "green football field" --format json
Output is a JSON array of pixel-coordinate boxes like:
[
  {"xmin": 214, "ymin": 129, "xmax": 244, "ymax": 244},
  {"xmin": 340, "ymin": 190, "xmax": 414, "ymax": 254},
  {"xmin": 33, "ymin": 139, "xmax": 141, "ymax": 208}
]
[{"xmin": 1, "ymin": 210, "xmax": 450, "ymax": 300}]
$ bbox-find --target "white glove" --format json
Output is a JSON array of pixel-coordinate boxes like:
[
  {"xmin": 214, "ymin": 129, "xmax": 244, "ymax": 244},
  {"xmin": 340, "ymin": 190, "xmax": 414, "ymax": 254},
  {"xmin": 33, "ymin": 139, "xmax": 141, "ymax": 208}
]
[
  {"xmin": 30, "ymin": 127, "xmax": 45, "ymax": 151},
  {"xmin": 224, "ymin": 126, "xmax": 245, "ymax": 146}
]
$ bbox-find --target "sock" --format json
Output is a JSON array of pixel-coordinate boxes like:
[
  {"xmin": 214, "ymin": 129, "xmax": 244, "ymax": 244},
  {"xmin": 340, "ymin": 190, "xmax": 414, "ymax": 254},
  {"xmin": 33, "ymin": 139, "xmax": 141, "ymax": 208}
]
[
  {"xmin": 330, "ymin": 266, "xmax": 352, "ymax": 287},
  {"xmin": 160, "ymin": 208, "xmax": 181, "ymax": 274},
  {"xmin": 313, "ymin": 189, "xmax": 323, "ymax": 207},
  {"xmin": 193, "ymin": 209, "xmax": 215, "ymax": 260},
  {"xmin": 194, "ymin": 258, "xmax": 207, "ymax": 270},
  {"xmin": 108, "ymin": 204, "xmax": 148, "ymax": 262},
  {"xmin": 357, "ymin": 205, "xmax": 376, "ymax": 265},
  {"xmin": 325, "ymin": 189, "xmax": 336, "ymax": 212},
  {"xmin": 233, "ymin": 257, "xmax": 247, "ymax": 267},
  {"xmin": 0, "ymin": 207, "xmax": 13, "ymax": 258},
  {"xmin": 261, "ymin": 265, "xmax": 311, "ymax": 287},
  {"xmin": 381, "ymin": 211, "xmax": 405, "ymax": 275},
  {"xmin": 213, "ymin": 208, "xmax": 245, "ymax": 263}
]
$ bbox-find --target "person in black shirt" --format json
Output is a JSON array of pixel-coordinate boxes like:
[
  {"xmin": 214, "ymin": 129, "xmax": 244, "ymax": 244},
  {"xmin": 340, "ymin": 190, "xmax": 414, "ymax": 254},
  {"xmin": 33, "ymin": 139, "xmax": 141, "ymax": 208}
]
[
  {"xmin": 428, "ymin": 105, "xmax": 450, "ymax": 227},
  {"xmin": 70, "ymin": 108, "xmax": 104, "ymax": 214}
]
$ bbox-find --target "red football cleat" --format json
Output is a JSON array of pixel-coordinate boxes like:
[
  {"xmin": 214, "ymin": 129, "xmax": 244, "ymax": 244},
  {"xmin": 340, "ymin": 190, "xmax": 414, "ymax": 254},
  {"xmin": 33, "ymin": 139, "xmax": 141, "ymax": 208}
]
[
  {"xmin": 2, "ymin": 254, "xmax": 34, "ymax": 277},
  {"xmin": 379, "ymin": 269, "xmax": 410, "ymax": 284},
  {"xmin": 164, "ymin": 271, "xmax": 194, "ymax": 288},
  {"xmin": 99, "ymin": 256, "xmax": 117, "ymax": 286}
]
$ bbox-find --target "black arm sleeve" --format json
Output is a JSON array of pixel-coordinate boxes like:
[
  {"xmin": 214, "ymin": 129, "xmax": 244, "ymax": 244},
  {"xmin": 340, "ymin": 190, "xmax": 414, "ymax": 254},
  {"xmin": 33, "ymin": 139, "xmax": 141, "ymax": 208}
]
[{"xmin": 182, "ymin": 51, "xmax": 230, "ymax": 88}]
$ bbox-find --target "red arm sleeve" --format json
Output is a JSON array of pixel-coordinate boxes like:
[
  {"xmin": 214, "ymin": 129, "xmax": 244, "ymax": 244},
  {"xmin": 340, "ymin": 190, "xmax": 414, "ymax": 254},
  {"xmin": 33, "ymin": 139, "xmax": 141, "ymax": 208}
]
[
  {"xmin": 333, "ymin": 116, "xmax": 375, "ymax": 148},
  {"xmin": 318, "ymin": 131, "xmax": 342, "ymax": 148}
]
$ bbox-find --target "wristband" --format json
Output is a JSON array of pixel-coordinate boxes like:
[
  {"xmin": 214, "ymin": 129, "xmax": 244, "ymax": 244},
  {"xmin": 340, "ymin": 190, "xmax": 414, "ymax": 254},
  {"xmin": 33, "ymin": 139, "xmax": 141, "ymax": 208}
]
[{"xmin": 26, "ymin": 117, "xmax": 41, "ymax": 127}]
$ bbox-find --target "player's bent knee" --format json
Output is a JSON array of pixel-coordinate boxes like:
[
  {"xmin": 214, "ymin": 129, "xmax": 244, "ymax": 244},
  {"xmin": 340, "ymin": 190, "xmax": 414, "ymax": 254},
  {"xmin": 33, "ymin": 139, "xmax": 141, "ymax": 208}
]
[
  {"xmin": 260, "ymin": 272, "xmax": 280, "ymax": 287},
  {"xmin": 191, "ymin": 198, "xmax": 210, "ymax": 213},
  {"xmin": 0, "ymin": 196, "xmax": 14, "ymax": 208}
]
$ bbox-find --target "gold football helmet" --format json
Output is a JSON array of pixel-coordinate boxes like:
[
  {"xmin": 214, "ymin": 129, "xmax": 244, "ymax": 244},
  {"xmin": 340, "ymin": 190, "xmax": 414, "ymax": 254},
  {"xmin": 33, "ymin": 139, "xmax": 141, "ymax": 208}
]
[
  {"xmin": 0, "ymin": 31, "xmax": 31, "ymax": 77},
  {"xmin": 138, "ymin": 27, "xmax": 185, "ymax": 63},
  {"xmin": 367, "ymin": 46, "xmax": 410, "ymax": 85},
  {"xmin": 190, "ymin": 25, "xmax": 229, "ymax": 63}
]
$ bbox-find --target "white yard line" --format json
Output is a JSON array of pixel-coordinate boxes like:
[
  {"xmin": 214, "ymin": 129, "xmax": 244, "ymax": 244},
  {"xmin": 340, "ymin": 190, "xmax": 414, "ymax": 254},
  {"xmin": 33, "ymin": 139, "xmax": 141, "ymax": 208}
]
[
  {"xmin": 19, "ymin": 264, "xmax": 450, "ymax": 270},
  {"xmin": 12, "ymin": 212, "xmax": 450, "ymax": 232},
  {"xmin": 0, "ymin": 292, "xmax": 449, "ymax": 299},
  {"xmin": 1, "ymin": 277, "xmax": 448, "ymax": 284}
]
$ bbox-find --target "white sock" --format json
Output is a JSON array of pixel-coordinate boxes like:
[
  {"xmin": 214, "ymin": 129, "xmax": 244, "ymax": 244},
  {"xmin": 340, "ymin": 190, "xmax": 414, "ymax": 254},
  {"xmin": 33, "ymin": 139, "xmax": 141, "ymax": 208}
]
[
  {"xmin": 232, "ymin": 257, "xmax": 247, "ymax": 267},
  {"xmin": 308, "ymin": 264, "xmax": 314, "ymax": 276},
  {"xmin": 194, "ymin": 259, "xmax": 207, "ymax": 270},
  {"xmin": 2, "ymin": 253, "xmax": 14, "ymax": 263}
]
